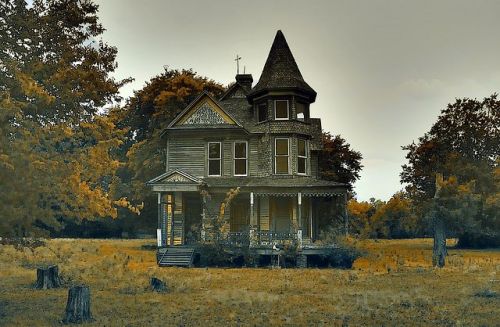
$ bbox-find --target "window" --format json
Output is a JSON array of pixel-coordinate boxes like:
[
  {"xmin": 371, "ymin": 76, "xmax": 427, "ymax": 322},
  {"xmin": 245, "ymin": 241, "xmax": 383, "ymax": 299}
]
[
  {"xmin": 296, "ymin": 102, "xmax": 307, "ymax": 121},
  {"xmin": 275, "ymin": 138, "xmax": 289, "ymax": 174},
  {"xmin": 257, "ymin": 103, "xmax": 268, "ymax": 122},
  {"xmin": 234, "ymin": 141, "xmax": 247, "ymax": 176},
  {"xmin": 208, "ymin": 142, "xmax": 221, "ymax": 176},
  {"xmin": 297, "ymin": 139, "xmax": 307, "ymax": 175},
  {"xmin": 274, "ymin": 100, "xmax": 289, "ymax": 120}
]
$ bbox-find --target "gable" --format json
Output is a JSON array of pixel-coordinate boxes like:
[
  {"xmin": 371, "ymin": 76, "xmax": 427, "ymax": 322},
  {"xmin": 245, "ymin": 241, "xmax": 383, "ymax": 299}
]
[
  {"xmin": 171, "ymin": 94, "xmax": 239, "ymax": 127},
  {"xmin": 147, "ymin": 169, "xmax": 203, "ymax": 185},
  {"xmin": 219, "ymin": 82, "xmax": 248, "ymax": 101}
]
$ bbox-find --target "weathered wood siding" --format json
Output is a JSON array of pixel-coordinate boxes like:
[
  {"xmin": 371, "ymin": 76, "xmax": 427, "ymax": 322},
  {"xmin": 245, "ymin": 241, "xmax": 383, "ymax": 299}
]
[
  {"xmin": 310, "ymin": 152, "xmax": 318, "ymax": 178},
  {"xmin": 167, "ymin": 137, "xmax": 205, "ymax": 177},
  {"xmin": 249, "ymin": 138, "xmax": 259, "ymax": 176}
]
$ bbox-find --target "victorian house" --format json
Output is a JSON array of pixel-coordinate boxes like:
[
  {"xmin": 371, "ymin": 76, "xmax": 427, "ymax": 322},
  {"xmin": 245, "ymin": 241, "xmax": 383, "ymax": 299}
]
[{"xmin": 148, "ymin": 31, "xmax": 348, "ymax": 266}]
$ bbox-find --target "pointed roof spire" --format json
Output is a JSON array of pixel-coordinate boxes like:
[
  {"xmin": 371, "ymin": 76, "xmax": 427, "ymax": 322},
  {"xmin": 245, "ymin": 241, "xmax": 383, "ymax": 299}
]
[{"xmin": 248, "ymin": 30, "xmax": 316, "ymax": 102}]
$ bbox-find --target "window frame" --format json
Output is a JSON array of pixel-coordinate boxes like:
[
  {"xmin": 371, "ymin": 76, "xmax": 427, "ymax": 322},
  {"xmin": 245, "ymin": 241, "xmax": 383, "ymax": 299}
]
[
  {"xmin": 207, "ymin": 141, "xmax": 222, "ymax": 177},
  {"xmin": 297, "ymin": 139, "xmax": 308, "ymax": 175},
  {"xmin": 274, "ymin": 100, "xmax": 289, "ymax": 120},
  {"xmin": 296, "ymin": 101, "xmax": 308, "ymax": 122},
  {"xmin": 274, "ymin": 137, "xmax": 290, "ymax": 175},
  {"xmin": 233, "ymin": 140, "xmax": 248, "ymax": 177}
]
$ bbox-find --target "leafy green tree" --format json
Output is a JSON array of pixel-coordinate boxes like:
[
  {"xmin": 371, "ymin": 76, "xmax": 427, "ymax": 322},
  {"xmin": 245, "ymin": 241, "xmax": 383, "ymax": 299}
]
[
  {"xmin": 401, "ymin": 95, "xmax": 499, "ymax": 248},
  {"xmin": 0, "ymin": 0, "xmax": 133, "ymax": 236},
  {"xmin": 319, "ymin": 132, "xmax": 363, "ymax": 191}
]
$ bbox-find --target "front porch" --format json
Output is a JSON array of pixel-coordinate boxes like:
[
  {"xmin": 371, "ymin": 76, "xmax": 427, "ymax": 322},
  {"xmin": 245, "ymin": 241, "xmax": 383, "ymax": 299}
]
[{"xmin": 153, "ymin": 190, "xmax": 347, "ymax": 249}]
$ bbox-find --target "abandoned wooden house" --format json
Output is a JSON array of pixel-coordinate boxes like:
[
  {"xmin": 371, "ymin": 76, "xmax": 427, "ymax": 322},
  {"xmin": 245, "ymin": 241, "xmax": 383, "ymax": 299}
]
[{"xmin": 148, "ymin": 30, "xmax": 348, "ymax": 266}]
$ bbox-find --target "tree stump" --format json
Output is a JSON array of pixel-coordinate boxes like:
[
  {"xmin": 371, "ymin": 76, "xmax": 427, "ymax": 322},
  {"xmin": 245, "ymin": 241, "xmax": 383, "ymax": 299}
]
[
  {"xmin": 150, "ymin": 277, "xmax": 168, "ymax": 292},
  {"xmin": 35, "ymin": 265, "xmax": 61, "ymax": 289},
  {"xmin": 63, "ymin": 285, "xmax": 93, "ymax": 324}
]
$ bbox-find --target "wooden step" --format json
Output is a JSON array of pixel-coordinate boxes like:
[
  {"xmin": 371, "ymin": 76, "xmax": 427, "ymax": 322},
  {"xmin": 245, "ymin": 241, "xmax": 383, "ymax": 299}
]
[{"xmin": 157, "ymin": 246, "xmax": 195, "ymax": 267}]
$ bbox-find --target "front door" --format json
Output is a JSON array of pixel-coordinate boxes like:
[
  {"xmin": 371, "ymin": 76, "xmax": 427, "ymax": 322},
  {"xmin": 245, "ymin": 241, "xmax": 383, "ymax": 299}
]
[{"xmin": 270, "ymin": 197, "xmax": 292, "ymax": 232}]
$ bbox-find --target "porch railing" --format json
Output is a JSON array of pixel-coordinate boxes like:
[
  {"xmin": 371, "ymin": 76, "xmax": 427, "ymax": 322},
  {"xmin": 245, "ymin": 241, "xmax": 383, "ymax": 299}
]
[
  {"xmin": 219, "ymin": 232, "xmax": 250, "ymax": 246},
  {"xmin": 257, "ymin": 231, "xmax": 298, "ymax": 245},
  {"xmin": 222, "ymin": 231, "xmax": 299, "ymax": 246}
]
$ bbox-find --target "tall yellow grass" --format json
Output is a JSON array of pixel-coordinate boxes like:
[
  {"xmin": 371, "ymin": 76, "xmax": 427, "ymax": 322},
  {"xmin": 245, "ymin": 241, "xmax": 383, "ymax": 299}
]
[{"xmin": 0, "ymin": 238, "xmax": 498, "ymax": 326}]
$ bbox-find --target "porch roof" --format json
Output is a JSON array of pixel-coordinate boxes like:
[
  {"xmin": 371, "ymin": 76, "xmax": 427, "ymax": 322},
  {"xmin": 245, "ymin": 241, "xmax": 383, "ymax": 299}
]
[{"xmin": 203, "ymin": 176, "xmax": 347, "ymax": 196}]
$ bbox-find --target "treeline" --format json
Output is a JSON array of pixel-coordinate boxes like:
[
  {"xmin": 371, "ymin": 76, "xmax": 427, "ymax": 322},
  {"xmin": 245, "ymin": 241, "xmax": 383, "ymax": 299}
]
[
  {"xmin": 0, "ymin": 1, "xmax": 498, "ymax": 248},
  {"xmin": 348, "ymin": 94, "xmax": 499, "ymax": 248}
]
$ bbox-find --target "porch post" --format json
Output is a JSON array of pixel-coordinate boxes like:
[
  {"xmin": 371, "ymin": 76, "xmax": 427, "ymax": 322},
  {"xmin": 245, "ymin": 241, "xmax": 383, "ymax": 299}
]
[
  {"xmin": 157, "ymin": 193, "xmax": 164, "ymax": 247},
  {"xmin": 297, "ymin": 192, "xmax": 303, "ymax": 247},
  {"xmin": 249, "ymin": 192, "xmax": 257, "ymax": 247}
]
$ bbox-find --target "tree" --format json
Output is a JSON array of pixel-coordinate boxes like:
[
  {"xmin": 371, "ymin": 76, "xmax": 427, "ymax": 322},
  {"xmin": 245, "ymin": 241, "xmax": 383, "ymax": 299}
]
[
  {"xmin": 0, "ymin": 0, "xmax": 134, "ymax": 236},
  {"xmin": 370, "ymin": 192, "xmax": 418, "ymax": 239},
  {"xmin": 401, "ymin": 95, "xmax": 499, "ymax": 248},
  {"xmin": 319, "ymin": 132, "xmax": 363, "ymax": 191}
]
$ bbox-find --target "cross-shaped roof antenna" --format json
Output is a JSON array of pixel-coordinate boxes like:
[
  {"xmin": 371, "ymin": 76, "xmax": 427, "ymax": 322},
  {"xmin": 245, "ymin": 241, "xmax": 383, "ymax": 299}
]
[{"xmin": 235, "ymin": 54, "xmax": 242, "ymax": 74}]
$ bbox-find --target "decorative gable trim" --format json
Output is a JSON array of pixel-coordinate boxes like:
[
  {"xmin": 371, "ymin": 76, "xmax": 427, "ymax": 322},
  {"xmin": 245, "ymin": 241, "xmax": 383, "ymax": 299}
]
[
  {"xmin": 146, "ymin": 169, "xmax": 203, "ymax": 185},
  {"xmin": 167, "ymin": 92, "xmax": 243, "ymax": 128}
]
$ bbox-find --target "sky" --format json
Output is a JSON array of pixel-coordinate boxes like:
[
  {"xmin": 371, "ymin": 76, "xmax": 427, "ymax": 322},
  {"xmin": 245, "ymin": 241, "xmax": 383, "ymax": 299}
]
[{"xmin": 94, "ymin": 0, "xmax": 500, "ymax": 201}]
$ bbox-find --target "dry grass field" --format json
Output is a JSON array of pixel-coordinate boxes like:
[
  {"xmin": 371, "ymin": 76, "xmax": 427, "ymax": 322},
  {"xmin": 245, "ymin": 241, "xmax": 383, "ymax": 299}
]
[{"xmin": 0, "ymin": 238, "xmax": 498, "ymax": 326}]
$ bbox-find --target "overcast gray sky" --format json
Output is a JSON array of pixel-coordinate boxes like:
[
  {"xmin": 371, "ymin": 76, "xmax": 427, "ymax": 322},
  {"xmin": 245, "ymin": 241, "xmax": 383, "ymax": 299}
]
[{"xmin": 95, "ymin": 0, "xmax": 500, "ymax": 201}]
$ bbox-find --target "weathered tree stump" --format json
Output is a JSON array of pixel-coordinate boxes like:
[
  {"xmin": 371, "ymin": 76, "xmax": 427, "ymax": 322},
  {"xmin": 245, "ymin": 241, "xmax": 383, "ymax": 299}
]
[
  {"xmin": 63, "ymin": 285, "xmax": 93, "ymax": 324},
  {"xmin": 35, "ymin": 265, "xmax": 61, "ymax": 289},
  {"xmin": 150, "ymin": 277, "xmax": 168, "ymax": 292}
]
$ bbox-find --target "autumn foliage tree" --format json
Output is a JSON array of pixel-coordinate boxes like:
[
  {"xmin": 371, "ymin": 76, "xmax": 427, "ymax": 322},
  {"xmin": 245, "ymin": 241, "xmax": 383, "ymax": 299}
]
[{"xmin": 0, "ymin": 0, "xmax": 136, "ymax": 236}]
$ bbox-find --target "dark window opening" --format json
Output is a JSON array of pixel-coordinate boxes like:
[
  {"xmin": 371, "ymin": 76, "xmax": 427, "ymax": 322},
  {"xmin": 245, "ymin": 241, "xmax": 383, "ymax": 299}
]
[
  {"xmin": 275, "ymin": 100, "xmax": 289, "ymax": 120},
  {"xmin": 258, "ymin": 103, "xmax": 268, "ymax": 122},
  {"xmin": 296, "ymin": 102, "xmax": 308, "ymax": 121}
]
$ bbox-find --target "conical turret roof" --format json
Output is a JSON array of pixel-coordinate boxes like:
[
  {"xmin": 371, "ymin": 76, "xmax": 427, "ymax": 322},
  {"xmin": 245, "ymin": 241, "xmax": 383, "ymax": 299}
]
[{"xmin": 248, "ymin": 30, "xmax": 316, "ymax": 101}]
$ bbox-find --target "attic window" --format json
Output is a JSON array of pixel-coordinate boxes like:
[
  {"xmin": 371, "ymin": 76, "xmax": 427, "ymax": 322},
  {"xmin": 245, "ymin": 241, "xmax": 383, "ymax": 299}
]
[
  {"xmin": 275, "ymin": 100, "xmax": 289, "ymax": 120},
  {"xmin": 258, "ymin": 103, "xmax": 268, "ymax": 122}
]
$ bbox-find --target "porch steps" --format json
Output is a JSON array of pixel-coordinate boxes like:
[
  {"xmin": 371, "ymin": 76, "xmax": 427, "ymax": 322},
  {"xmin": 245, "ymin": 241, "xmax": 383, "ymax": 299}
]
[{"xmin": 157, "ymin": 246, "xmax": 195, "ymax": 267}]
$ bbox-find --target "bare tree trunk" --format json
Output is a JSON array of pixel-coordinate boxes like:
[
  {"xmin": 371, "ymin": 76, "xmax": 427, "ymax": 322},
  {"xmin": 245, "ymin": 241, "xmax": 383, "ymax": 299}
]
[
  {"xmin": 63, "ymin": 285, "xmax": 93, "ymax": 324},
  {"xmin": 432, "ymin": 173, "xmax": 447, "ymax": 268},
  {"xmin": 432, "ymin": 217, "xmax": 447, "ymax": 267},
  {"xmin": 35, "ymin": 265, "xmax": 61, "ymax": 289}
]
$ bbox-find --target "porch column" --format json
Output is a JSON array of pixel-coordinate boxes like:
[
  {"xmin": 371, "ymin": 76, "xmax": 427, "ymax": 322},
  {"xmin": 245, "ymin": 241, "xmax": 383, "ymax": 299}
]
[
  {"xmin": 249, "ymin": 192, "xmax": 257, "ymax": 247},
  {"xmin": 297, "ymin": 192, "xmax": 303, "ymax": 247},
  {"xmin": 157, "ymin": 193, "xmax": 163, "ymax": 247}
]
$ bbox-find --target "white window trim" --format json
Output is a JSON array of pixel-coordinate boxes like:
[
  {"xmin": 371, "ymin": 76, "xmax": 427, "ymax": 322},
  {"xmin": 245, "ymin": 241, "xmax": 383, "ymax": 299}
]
[
  {"xmin": 233, "ymin": 141, "xmax": 248, "ymax": 176},
  {"xmin": 274, "ymin": 100, "xmax": 289, "ymax": 120},
  {"xmin": 297, "ymin": 139, "xmax": 308, "ymax": 175},
  {"xmin": 208, "ymin": 141, "xmax": 222, "ymax": 177},
  {"xmin": 274, "ymin": 137, "xmax": 290, "ymax": 175}
]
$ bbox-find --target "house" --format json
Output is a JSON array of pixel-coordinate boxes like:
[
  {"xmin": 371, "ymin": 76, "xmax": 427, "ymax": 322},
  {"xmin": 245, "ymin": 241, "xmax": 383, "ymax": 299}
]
[{"xmin": 147, "ymin": 30, "xmax": 348, "ymax": 266}]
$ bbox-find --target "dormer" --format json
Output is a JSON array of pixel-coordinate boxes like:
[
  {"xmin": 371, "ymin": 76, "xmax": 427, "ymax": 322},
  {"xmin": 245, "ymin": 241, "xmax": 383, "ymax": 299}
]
[{"xmin": 247, "ymin": 30, "xmax": 316, "ymax": 124}]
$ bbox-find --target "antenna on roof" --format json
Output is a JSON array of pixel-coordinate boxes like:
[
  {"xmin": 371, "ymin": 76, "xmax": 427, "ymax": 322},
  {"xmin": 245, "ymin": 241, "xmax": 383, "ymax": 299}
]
[
  {"xmin": 235, "ymin": 54, "xmax": 242, "ymax": 74},
  {"xmin": 243, "ymin": 65, "xmax": 246, "ymax": 74}
]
